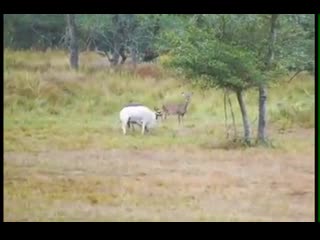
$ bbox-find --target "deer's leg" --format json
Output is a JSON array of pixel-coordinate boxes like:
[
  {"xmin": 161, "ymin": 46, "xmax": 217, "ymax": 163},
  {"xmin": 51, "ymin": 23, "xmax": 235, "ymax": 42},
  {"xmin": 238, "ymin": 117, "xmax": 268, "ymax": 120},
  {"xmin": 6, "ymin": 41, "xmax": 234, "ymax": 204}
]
[
  {"xmin": 178, "ymin": 115, "xmax": 181, "ymax": 125},
  {"xmin": 181, "ymin": 113, "xmax": 185, "ymax": 124},
  {"xmin": 162, "ymin": 107, "xmax": 167, "ymax": 120}
]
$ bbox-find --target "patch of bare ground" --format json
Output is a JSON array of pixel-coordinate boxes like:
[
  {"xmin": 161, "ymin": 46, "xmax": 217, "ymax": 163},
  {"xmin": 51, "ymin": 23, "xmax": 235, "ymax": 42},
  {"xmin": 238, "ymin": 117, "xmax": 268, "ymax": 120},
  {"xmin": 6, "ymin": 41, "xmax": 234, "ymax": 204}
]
[{"xmin": 4, "ymin": 130, "xmax": 314, "ymax": 221}]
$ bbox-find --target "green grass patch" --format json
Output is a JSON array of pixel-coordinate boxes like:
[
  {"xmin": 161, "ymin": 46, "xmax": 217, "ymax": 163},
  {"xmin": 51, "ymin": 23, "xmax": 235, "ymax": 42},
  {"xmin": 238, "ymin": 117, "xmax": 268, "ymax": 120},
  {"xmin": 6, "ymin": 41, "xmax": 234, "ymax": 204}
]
[{"xmin": 4, "ymin": 50, "xmax": 314, "ymax": 152}]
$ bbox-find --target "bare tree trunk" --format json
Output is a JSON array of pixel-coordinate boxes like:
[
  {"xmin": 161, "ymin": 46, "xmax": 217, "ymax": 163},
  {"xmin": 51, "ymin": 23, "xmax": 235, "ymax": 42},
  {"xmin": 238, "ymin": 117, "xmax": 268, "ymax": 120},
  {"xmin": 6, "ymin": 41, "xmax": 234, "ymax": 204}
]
[
  {"xmin": 131, "ymin": 47, "xmax": 138, "ymax": 69},
  {"xmin": 223, "ymin": 90, "xmax": 229, "ymax": 139},
  {"xmin": 258, "ymin": 85, "xmax": 267, "ymax": 142},
  {"xmin": 111, "ymin": 42, "xmax": 120, "ymax": 66},
  {"xmin": 110, "ymin": 14, "xmax": 121, "ymax": 66},
  {"xmin": 66, "ymin": 14, "xmax": 79, "ymax": 70},
  {"xmin": 119, "ymin": 46, "xmax": 127, "ymax": 65},
  {"xmin": 228, "ymin": 93, "xmax": 237, "ymax": 139},
  {"xmin": 257, "ymin": 14, "xmax": 278, "ymax": 144},
  {"xmin": 236, "ymin": 90, "xmax": 251, "ymax": 144}
]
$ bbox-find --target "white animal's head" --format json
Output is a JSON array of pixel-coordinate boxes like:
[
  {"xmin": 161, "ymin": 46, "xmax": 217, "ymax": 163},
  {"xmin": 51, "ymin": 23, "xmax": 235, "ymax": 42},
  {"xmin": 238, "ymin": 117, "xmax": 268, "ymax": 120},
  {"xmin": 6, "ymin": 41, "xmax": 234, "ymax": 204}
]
[{"xmin": 154, "ymin": 107, "xmax": 163, "ymax": 120}]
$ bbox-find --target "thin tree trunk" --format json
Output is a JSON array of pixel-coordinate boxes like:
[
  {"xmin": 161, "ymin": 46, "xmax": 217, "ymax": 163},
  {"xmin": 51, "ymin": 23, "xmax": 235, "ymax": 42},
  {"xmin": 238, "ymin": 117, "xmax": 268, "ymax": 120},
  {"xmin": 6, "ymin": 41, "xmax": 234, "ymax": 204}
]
[
  {"xmin": 258, "ymin": 86, "xmax": 267, "ymax": 142},
  {"xmin": 119, "ymin": 46, "xmax": 127, "ymax": 65},
  {"xmin": 131, "ymin": 47, "xmax": 138, "ymax": 69},
  {"xmin": 236, "ymin": 90, "xmax": 251, "ymax": 144},
  {"xmin": 223, "ymin": 90, "xmax": 229, "ymax": 139},
  {"xmin": 111, "ymin": 43, "xmax": 120, "ymax": 66},
  {"xmin": 227, "ymin": 93, "xmax": 237, "ymax": 139},
  {"xmin": 66, "ymin": 14, "xmax": 79, "ymax": 70},
  {"xmin": 257, "ymin": 14, "xmax": 278, "ymax": 143},
  {"xmin": 110, "ymin": 14, "xmax": 121, "ymax": 66}
]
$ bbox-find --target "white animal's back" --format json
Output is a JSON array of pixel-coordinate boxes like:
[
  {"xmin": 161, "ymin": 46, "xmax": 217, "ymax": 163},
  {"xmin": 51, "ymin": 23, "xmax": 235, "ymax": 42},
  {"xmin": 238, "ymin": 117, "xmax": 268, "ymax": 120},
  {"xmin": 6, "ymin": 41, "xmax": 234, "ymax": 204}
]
[
  {"xmin": 119, "ymin": 106, "xmax": 158, "ymax": 135},
  {"xmin": 120, "ymin": 106, "xmax": 156, "ymax": 125}
]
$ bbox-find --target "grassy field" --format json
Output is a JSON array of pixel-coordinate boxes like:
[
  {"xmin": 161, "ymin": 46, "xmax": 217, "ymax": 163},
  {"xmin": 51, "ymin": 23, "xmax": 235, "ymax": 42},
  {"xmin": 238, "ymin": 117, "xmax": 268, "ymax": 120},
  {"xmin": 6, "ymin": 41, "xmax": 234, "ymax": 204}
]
[{"xmin": 4, "ymin": 49, "xmax": 315, "ymax": 221}]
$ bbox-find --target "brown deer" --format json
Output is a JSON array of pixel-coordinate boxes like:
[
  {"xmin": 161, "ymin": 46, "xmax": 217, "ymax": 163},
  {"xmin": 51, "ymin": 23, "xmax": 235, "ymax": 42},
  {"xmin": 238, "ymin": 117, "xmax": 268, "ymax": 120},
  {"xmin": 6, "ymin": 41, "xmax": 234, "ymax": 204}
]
[{"xmin": 162, "ymin": 92, "xmax": 193, "ymax": 124}]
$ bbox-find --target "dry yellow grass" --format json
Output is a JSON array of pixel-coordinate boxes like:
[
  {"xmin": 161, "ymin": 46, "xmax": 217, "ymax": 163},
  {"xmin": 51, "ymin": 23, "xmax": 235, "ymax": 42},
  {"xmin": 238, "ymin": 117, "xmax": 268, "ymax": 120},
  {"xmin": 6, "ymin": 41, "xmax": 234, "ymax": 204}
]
[{"xmin": 4, "ymin": 128, "xmax": 314, "ymax": 222}]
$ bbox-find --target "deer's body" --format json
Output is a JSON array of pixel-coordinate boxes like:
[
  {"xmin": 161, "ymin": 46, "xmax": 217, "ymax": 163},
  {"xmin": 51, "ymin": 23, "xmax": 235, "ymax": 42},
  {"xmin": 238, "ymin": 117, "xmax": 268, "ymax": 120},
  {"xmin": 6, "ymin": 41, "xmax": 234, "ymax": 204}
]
[
  {"xmin": 162, "ymin": 92, "xmax": 193, "ymax": 124},
  {"xmin": 119, "ymin": 105, "xmax": 161, "ymax": 135}
]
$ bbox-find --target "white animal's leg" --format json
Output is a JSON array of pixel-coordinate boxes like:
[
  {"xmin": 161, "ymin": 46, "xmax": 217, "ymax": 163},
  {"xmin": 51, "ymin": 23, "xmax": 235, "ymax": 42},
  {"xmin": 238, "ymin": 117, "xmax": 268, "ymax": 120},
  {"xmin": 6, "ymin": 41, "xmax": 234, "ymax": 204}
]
[
  {"xmin": 122, "ymin": 122, "xmax": 127, "ymax": 135},
  {"xmin": 131, "ymin": 122, "xmax": 135, "ymax": 132},
  {"xmin": 141, "ymin": 122, "xmax": 146, "ymax": 135}
]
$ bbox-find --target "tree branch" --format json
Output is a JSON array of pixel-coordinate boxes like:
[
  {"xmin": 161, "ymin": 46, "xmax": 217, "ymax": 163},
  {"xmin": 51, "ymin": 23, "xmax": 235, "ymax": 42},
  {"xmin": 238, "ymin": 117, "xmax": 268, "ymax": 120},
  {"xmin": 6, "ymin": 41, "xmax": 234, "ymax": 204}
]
[
  {"xmin": 287, "ymin": 69, "xmax": 303, "ymax": 83},
  {"xmin": 94, "ymin": 47, "xmax": 112, "ymax": 62}
]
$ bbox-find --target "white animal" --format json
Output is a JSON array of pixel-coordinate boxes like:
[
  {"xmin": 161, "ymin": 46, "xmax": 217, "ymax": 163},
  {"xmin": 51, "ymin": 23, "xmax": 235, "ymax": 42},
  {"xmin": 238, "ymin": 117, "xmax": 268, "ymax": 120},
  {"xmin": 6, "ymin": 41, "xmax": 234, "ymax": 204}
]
[{"xmin": 119, "ymin": 106, "xmax": 162, "ymax": 135}]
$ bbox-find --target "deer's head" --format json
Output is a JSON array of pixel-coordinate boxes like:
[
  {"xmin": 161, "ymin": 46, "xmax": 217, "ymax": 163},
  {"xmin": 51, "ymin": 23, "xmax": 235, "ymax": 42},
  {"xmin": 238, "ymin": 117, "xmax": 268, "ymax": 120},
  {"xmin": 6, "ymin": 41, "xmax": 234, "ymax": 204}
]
[{"xmin": 181, "ymin": 92, "xmax": 193, "ymax": 102}]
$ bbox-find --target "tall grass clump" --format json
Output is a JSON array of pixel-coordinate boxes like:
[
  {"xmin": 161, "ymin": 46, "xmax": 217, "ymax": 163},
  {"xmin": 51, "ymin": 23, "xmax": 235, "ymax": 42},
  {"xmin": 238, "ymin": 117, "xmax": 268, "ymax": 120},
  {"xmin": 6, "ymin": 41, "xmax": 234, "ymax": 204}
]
[{"xmin": 269, "ymin": 73, "xmax": 314, "ymax": 130}]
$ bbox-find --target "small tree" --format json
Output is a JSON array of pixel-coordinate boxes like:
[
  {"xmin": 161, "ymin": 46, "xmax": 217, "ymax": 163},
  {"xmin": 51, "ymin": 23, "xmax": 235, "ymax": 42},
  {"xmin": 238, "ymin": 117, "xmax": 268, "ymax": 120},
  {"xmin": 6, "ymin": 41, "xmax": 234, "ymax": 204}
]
[
  {"xmin": 257, "ymin": 14, "xmax": 279, "ymax": 144},
  {"xmin": 78, "ymin": 14, "xmax": 162, "ymax": 66},
  {"xmin": 163, "ymin": 14, "xmax": 314, "ymax": 145},
  {"xmin": 165, "ymin": 27, "xmax": 263, "ymax": 144}
]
